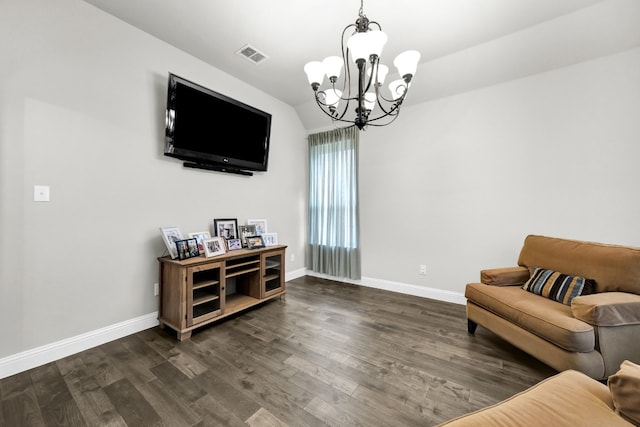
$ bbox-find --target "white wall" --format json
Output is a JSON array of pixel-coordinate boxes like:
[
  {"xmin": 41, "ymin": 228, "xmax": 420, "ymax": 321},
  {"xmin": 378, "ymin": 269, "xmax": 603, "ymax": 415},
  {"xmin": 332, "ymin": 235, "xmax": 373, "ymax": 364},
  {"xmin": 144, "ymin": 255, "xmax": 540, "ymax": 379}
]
[
  {"xmin": 359, "ymin": 47, "xmax": 640, "ymax": 294},
  {"xmin": 0, "ymin": 0, "xmax": 307, "ymax": 361}
]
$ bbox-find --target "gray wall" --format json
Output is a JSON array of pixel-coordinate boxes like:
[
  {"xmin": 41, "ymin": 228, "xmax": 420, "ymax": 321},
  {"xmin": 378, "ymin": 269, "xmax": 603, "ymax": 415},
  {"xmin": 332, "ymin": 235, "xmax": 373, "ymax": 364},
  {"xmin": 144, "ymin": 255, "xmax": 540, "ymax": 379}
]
[
  {"xmin": 0, "ymin": 0, "xmax": 307, "ymax": 359},
  {"xmin": 359, "ymin": 47, "xmax": 640, "ymax": 294}
]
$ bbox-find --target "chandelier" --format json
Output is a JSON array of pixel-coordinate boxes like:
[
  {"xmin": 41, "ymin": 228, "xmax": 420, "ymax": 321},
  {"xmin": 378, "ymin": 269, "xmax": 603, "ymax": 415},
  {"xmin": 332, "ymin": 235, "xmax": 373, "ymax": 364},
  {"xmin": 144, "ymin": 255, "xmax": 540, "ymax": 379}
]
[{"xmin": 303, "ymin": 0, "xmax": 420, "ymax": 130}]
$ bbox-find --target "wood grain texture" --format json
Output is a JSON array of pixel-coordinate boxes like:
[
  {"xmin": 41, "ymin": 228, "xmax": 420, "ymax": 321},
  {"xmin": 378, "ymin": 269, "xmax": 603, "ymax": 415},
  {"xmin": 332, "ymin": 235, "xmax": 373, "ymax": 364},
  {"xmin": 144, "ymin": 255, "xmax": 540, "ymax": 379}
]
[{"xmin": 0, "ymin": 276, "xmax": 556, "ymax": 426}]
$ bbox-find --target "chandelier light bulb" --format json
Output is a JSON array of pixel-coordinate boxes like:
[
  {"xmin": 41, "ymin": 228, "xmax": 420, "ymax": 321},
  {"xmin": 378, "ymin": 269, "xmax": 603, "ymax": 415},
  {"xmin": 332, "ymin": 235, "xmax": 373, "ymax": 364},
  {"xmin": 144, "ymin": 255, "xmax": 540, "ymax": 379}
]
[
  {"xmin": 304, "ymin": 61, "xmax": 325, "ymax": 87},
  {"xmin": 347, "ymin": 30, "xmax": 388, "ymax": 63},
  {"xmin": 322, "ymin": 56, "xmax": 344, "ymax": 82},
  {"xmin": 394, "ymin": 50, "xmax": 421, "ymax": 80}
]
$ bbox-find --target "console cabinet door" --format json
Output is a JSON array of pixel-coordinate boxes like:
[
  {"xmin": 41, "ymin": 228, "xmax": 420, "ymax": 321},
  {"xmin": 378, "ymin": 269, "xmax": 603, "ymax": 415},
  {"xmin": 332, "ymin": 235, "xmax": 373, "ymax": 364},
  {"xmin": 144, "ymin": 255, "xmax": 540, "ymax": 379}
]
[
  {"xmin": 261, "ymin": 249, "xmax": 285, "ymax": 298},
  {"xmin": 186, "ymin": 262, "xmax": 224, "ymax": 327}
]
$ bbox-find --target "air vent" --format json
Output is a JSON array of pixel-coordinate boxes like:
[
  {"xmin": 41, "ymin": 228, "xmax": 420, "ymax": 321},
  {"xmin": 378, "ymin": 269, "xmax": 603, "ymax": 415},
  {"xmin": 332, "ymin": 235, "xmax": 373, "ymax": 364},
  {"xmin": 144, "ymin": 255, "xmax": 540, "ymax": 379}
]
[{"xmin": 236, "ymin": 44, "xmax": 270, "ymax": 64}]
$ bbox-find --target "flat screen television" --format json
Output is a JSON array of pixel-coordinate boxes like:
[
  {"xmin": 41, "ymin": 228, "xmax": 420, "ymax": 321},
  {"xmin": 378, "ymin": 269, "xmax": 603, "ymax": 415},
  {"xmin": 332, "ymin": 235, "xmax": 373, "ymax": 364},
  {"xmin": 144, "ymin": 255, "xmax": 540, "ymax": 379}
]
[{"xmin": 164, "ymin": 73, "xmax": 272, "ymax": 175}]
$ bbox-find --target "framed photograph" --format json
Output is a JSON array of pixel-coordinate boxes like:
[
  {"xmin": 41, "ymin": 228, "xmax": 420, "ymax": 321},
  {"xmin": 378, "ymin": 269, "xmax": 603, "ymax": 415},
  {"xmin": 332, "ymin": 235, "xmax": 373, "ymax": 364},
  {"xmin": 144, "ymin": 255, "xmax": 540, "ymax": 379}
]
[
  {"xmin": 227, "ymin": 238, "xmax": 242, "ymax": 251},
  {"xmin": 203, "ymin": 237, "xmax": 226, "ymax": 258},
  {"xmin": 160, "ymin": 226, "xmax": 184, "ymax": 259},
  {"xmin": 213, "ymin": 218, "xmax": 238, "ymax": 240},
  {"xmin": 247, "ymin": 219, "xmax": 268, "ymax": 235},
  {"xmin": 238, "ymin": 224, "xmax": 256, "ymax": 247},
  {"xmin": 246, "ymin": 235, "xmax": 265, "ymax": 250},
  {"xmin": 175, "ymin": 238, "xmax": 200, "ymax": 260},
  {"xmin": 261, "ymin": 233, "xmax": 278, "ymax": 246},
  {"xmin": 188, "ymin": 231, "xmax": 211, "ymax": 252}
]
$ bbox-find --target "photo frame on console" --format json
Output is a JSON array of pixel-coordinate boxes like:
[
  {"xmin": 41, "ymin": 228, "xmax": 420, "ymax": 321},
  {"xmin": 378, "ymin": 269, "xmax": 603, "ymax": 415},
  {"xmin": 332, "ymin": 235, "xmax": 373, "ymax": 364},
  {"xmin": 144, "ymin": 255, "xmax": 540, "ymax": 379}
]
[
  {"xmin": 227, "ymin": 239, "xmax": 242, "ymax": 251},
  {"xmin": 238, "ymin": 224, "xmax": 256, "ymax": 247},
  {"xmin": 175, "ymin": 238, "xmax": 200, "ymax": 260},
  {"xmin": 247, "ymin": 219, "xmax": 268, "ymax": 235},
  {"xmin": 261, "ymin": 233, "xmax": 278, "ymax": 246},
  {"xmin": 160, "ymin": 226, "xmax": 184, "ymax": 259},
  {"xmin": 246, "ymin": 235, "xmax": 265, "ymax": 250},
  {"xmin": 188, "ymin": 231, "xmax": 211, "ymax": 252},
  {"xmin": 213, "ymin": 218, "xmax": 238, "ymax": 240},
  {"xmin": 203, "ymin": 237, "xmax": 226, "ymax": 258}
]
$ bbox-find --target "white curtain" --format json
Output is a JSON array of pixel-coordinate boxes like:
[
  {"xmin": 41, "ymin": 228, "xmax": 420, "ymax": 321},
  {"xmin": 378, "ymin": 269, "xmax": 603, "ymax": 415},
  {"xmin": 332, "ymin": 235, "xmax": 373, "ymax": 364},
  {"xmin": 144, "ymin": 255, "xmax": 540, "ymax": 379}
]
[{"xmin": 307, "ymin": 126, "xmax": 361, "ymax": 279}]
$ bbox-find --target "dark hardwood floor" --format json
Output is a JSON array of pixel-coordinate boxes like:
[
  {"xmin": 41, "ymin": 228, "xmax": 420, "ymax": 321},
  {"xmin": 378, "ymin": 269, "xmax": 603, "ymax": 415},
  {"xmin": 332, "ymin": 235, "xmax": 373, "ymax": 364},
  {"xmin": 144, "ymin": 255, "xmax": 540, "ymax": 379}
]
[{"xmin": 0, "ymin": 276, "xmax": 556, "ymax": 426}]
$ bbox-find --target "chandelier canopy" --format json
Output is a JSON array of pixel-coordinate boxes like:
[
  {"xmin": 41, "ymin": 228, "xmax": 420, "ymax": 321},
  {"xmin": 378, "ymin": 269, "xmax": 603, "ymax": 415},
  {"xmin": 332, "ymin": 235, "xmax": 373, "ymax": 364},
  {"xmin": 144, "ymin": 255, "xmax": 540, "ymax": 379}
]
[{"xmin": 304, "ymin": 0, "xmax": 420, "ymax": 130}]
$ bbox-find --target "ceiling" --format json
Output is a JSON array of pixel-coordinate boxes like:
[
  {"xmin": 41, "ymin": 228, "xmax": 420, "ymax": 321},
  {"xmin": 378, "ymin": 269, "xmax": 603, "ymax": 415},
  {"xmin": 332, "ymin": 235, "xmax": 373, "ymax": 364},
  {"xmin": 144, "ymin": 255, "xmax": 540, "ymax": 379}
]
[{"xmin": 82, "ymin": 0, "xmax": 639, "ymax": 128}]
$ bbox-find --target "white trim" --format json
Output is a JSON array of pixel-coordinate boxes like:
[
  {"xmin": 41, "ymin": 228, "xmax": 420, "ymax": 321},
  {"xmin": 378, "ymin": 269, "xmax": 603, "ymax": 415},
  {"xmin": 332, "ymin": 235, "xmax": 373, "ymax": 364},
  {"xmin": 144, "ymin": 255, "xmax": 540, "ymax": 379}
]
[
  {"xmin": 285, "ymin": 267, "xmax": 307, "ymax": 282},
  {"xmin": 0, "ymin": 312, "xmax": 159, "ymax": 379},
  {"xmin": 304, "ymin": 270, "xmax": 467, "ymax": 305}
]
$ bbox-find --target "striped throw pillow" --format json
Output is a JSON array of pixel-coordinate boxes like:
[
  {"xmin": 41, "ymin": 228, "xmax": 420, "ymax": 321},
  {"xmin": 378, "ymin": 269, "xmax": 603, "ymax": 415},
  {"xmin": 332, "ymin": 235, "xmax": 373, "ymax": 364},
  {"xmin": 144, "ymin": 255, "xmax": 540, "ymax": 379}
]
[{"xmin": 522, "ymin": 268, "xmax": 595, "ymax": 305}]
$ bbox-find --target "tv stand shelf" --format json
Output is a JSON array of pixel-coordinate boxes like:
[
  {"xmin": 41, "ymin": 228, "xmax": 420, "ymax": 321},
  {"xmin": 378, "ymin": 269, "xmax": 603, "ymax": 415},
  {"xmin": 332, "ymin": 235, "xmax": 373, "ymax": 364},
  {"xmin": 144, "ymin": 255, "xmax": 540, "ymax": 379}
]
[{"xmin": 157, "ymin": 245, "xmax": 286, "ymax": 340}]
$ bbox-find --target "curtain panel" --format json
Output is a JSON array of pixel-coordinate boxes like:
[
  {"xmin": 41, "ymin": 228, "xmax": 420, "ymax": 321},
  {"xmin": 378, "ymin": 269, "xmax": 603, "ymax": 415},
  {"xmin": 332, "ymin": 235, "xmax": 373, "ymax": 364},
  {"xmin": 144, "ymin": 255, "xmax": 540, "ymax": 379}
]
[{"xmin": 306, "ymin": 126, "xmax": 361, "ymax": 279}]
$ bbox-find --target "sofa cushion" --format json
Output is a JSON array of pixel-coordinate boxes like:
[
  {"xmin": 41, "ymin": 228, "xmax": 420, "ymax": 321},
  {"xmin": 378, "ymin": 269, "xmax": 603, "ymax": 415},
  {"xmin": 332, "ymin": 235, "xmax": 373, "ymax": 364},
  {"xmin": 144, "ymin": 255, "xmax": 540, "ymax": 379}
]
[
  {"xmin": 465, "ymin": 283, "xmax": 594, "ymax": 352},
  {"xmin": 572, "ymin": 293, "xmax": 640, "ymax": 326},
  {"xmin": 522, "ymin": 267, "xmax": 595, "ymax": 305},
  {"xmin": 437, "ymin": 370, "xmax": 632, "ymax": 427},
  {"xmin": 517, "ymin": 235, "xmax": 640, "ymax": 294},
  {"xmin": 481, "ymin": 266, "xmax": 530, "ymax": 286},
  {"xmin": 608, "ymin": 360, "xmax": 640, "ymax": 425}
]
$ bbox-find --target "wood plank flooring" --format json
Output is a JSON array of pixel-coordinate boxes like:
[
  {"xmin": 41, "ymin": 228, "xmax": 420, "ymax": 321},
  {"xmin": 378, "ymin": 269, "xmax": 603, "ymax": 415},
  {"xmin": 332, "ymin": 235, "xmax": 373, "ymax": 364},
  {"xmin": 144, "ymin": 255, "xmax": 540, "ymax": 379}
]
[{"xmin": 0, "ymin": 276, "xmax": 556, "ymax": 426}]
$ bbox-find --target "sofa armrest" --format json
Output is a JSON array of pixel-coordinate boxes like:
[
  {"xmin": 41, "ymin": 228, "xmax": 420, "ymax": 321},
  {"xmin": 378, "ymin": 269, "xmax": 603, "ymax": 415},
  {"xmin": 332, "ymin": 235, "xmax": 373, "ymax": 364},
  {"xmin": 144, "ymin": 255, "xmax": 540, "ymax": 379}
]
[
  {"xmin": 480, "ymin": 267, "xmax": 530, "ymax": 286},
  {"xmin": 571, "ymin": 292, "xmax": 640, "ymax": 326}
]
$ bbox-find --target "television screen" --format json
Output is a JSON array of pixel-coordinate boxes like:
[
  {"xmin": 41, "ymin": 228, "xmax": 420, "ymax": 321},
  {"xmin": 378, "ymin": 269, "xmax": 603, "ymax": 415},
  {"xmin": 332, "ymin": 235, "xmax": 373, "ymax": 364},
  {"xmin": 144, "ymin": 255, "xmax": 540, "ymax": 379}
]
[{"xmin": 164, "ymin": 73, "xmax": 271, "ymax": 174}]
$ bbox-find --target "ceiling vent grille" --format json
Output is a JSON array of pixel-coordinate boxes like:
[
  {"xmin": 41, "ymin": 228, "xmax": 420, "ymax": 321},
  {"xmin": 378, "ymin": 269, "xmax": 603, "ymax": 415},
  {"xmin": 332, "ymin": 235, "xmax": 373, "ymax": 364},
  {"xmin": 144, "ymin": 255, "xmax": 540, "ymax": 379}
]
[{"xmin": 236, "ymin": 44, "xmax": 270, "ymax": 64}]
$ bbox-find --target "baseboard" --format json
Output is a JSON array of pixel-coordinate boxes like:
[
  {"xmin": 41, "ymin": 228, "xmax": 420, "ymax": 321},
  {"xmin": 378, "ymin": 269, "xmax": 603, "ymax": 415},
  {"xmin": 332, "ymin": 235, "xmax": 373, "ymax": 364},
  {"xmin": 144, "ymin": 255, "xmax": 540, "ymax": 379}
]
[
  {"xmin": 0, "ymin": 312, "xmax": 159, "ymax": 380},
  {"xmin": 285, "ymin": 267, "xmax": 307, "ymax": 282},
  {"xmin": 1, "ymin": 270, "xmax": 464, "ymax": 379},
  {"xmin": 304, "ymin": 271, "xmax": 467, "ymax": 305}
]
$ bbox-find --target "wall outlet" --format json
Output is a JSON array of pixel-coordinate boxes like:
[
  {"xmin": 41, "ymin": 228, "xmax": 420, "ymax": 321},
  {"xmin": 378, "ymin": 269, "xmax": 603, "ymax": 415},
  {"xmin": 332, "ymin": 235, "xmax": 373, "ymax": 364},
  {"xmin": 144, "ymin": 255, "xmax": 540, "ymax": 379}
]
[
  {"xmin": 153, "ymin": 283, "xmax": 159, "ymax": 296},
  {"xmin": 290, "ymin": 253, "xmax": 295, "ymax": 263},
  {"xmin": 419, "ymin": 265, "xmax": 427, "ymax": 275}
]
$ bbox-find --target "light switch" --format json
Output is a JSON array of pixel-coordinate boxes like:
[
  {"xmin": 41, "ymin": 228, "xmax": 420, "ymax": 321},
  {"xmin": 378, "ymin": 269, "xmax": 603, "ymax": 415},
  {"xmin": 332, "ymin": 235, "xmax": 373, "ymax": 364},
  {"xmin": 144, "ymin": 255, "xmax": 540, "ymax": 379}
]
[{"xmin": 34, "ymin": 185, "xmax": 50, "ymax": 202}]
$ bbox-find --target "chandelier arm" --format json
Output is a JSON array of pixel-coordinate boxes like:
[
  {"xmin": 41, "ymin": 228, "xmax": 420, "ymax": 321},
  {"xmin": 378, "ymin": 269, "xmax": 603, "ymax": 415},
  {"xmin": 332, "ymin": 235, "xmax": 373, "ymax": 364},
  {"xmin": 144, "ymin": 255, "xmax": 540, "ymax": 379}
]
[
  {"xmin": 313, "ymin": 92, "xmax": 350, "ymax": 121},
  {"xmin": 365, "ymin": 112, "xmax": 401, "ymax": 126},
  {"xmin": 340, "ymin": 24, "xmax": 356, "ymax": 98},
  {"xmin": 370, "ymin": 103, "xmax": 400, "ymax": 121},
  {"xmin": 370, "ymin": 84, "xmax": 401, "ymax": 116},
  {"xmin": 368, "ymin": 21, "xmax": 382, "ymax": 31}
]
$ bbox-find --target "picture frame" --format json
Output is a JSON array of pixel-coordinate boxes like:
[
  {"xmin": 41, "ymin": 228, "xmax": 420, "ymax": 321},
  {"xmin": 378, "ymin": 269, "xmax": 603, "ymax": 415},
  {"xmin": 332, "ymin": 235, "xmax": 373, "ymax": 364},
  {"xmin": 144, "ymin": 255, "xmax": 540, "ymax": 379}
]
[
  {"xmin": 227, "ymin": 238, "xmax": 242, "ymax": 251},
  {"xmin": 213, "ymin": 218, "xmax": 238, "ymax": 240},
  {"xmin": 246, "ymin": 235, "xmax": 265, "ymax": 250},
  {"xmin": 238, "ymin": 224, "xmax": 257, "ymax": 247},
  {"xmin": 203, "ymin": 237, "xmax": 226, "ymax": 258},
  {"xmin": 160, "ymin": 226, "xmax": 184, "ymax": 259},
  {"xmin": 188, "ymin": 231, "xmax": 211, "ymax": 252},
  {"xmin": 247, "ymin": 219, "xmax": 268, "ymax": 235},
  {"xmin": 261, "ymin": 232, "xmax": 278, "ymax": 246},
  {"xmin": 175, "ymin": 238, "xmax": 200, "ymax": 260}
]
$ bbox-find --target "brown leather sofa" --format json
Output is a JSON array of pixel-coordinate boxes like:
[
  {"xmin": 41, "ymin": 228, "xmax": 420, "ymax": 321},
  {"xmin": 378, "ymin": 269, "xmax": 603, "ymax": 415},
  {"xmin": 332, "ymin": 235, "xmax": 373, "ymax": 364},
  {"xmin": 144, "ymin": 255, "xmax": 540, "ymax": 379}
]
[
  {"xmin": 465, "ymin": 235, "xmax": 640, "ymax": 380},
  {"xmin": 437, "ymin": 360, "xmax": 640, "ymax": 426}
]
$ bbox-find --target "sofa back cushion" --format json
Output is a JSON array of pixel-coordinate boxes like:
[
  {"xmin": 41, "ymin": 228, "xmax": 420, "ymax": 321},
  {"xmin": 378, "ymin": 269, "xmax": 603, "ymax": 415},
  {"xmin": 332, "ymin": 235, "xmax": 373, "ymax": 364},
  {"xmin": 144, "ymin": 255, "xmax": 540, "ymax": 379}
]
[{"xmin": 518, "ymin": 235, "xmax": 640, "ymax": 294}]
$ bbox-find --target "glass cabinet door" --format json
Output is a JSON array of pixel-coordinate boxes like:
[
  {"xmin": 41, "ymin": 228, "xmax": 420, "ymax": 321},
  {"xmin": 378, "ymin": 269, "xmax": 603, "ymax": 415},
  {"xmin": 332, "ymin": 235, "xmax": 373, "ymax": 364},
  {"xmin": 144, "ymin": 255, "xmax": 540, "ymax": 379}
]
[
  {"xmin": 261, "ymin": 249, "xmax": 285, "ymax": 298},
  {"xmin": 187, "ymin": 263, "xmax": 224, "ymax": 326}
]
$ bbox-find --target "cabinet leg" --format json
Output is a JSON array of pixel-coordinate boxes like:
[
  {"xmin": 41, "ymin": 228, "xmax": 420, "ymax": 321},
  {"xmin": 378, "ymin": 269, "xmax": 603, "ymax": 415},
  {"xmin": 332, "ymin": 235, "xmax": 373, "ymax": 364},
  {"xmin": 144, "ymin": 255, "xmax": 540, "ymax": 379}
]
[
  {"xmin": 467, "ymin": 319, "xmax": 478, "ymax": 334},
  {"xmin": 279, "ymin": 293, "xmax": 286, "ymax": 301},
  {"xmin": 177, "ymin": 330, "xmax": 192, "ymax": 341}
]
